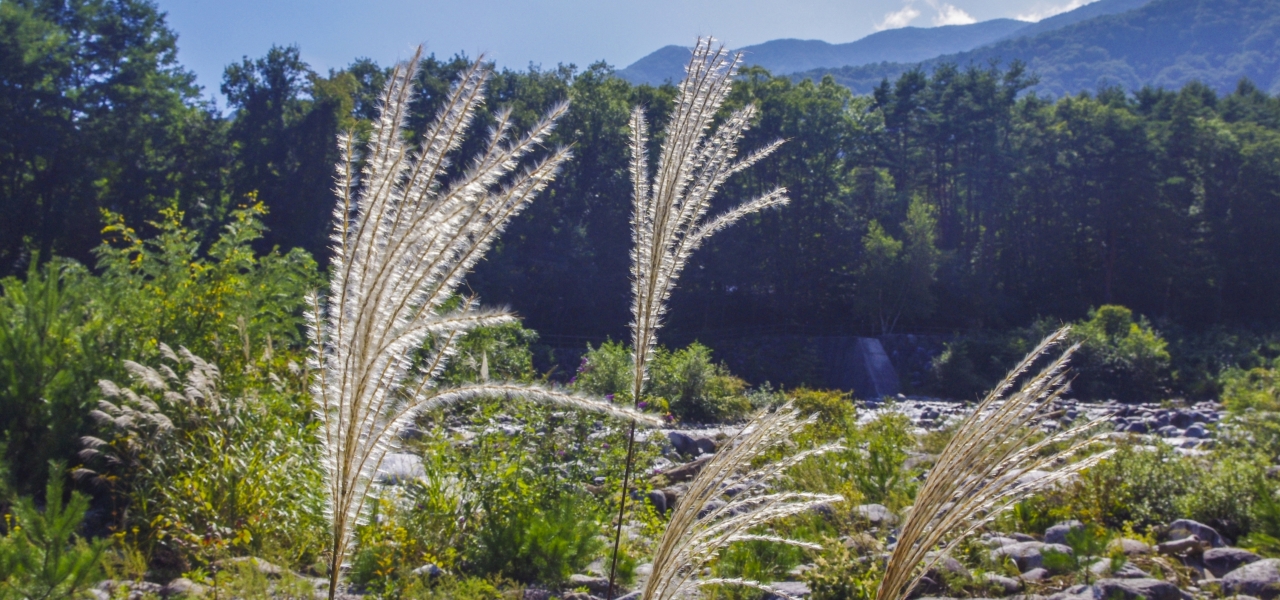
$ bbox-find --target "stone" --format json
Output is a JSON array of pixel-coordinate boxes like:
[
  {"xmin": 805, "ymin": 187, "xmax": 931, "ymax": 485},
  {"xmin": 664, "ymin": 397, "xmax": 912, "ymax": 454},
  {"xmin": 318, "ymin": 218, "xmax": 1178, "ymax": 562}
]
[
  {"xmin": 1112, "ymin": 538, "xmax": 1153, "ymax": 556},
  {"xmin": 647, "ymin": 489, "xmax": 668, "ymax": 514},
  {"xmin": 1166, "ymin": 519, "xmax": 1228, "ymax": 547},
  {"xmin": 561, "ymin": 593, "xmax": 601, "ymax": 600},
  {"xmin": 1126, "ymin": 421, "xmax": 1150, "ymax": 434},
  {"xmin": 1020, "ymin": 568, "xmax": 1049, "ymax": 582},
  {"xmin": 1044, "ymin": 520, "xmax": 1084, "ymax": 545},
  {"xmin": 1047, "ymin": 584, "xmax": 1096, "ymax": 600},
  {"xmin": 853, "ymin": 503, "xmax": 898, "ymax": 526},
  {"xmin": 411, "ymin": 563, "xmax": 444, "ymax": 577},
  {"xmin": 214, "ymin": 556, "xmax": 285, "ymax": 577},
  {"xmin": 660, "ymin": 455, "xmax": 712, "ymax": 482},
  {"xmin": 1171, "ymin": 411, "xmax": 1194, "ymax": 428},
  {"xmin": 160, "ymin": 578, "xmax": 205, "ymax": 597},
  {"xmin": 991, "ymin": 541, "xmax": 1071, "ymax": 572},
  {"xmin": 697, "ymin": 499, "xmax": 726, "ymax": 518},
  {"xmin": 1088, "ymin": 559, "xmax": 1148, "ymax": 579},
  {"xmin": 1157, "ymin": 425, "xmax": 1181, "ymax": 437},
  {"xmin": 986, "ymin": 536, "xmax": 1022, "ymax": 548},
  {"xmin": 983, "ymin": 573, "xmax": 1023, "ymax": 595},
  {"xmin": 1204, "ymin": 547, "xmax": 1261, "ymax": 578},
  {"xmin": 377, "ymin": 452, "xmax": 425, "ymax": 484},
  {"xmin": 1093, "ymin": 577, "xmax": 1189, "ymax": 600},
  {"xmin": 96, "ymin": 581, "xmax": 166, "ymax": 600},
  {"xmin": 764, "ymin": 581, "xmax": 812, "ymax": 600},
  {"xmin": 1184, "ymin": 424, "xmax": 1209, "ymax": 439},
  {"xmin": 1221, "ymin": 558, "xmax": 1280, "ymax": 599},
  {"xmin": 1156, "ymin": 535, "xmax": 1209, "ymax": 556},
  {"xmin": 668, "ymin": 431, "xmax": 699, "ymax": 456},
  {"xmin": 695, "ymin": 437, "xmax": 718, "ymax": 455},
  {"xmin": 614, "ymin": 593, "xmax": 642, "ymax": 600},
  {"xmin": 1010, "ymin": 533, "xmax": 1037, "ymax": 542},
  {"xmin": 568, "ymin": 574, "xmax": 611, "ymax": 596}
]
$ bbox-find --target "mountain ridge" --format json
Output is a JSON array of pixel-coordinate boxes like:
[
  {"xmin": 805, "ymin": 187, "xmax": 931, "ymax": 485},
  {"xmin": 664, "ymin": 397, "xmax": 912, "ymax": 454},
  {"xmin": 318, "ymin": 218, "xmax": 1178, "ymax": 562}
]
[
  {"xmin": 615, "ymin": 0, "xmax": 1151, "ymax": 86},
  {"xmin": 792, "ymin": 0, "xmax": 1280, "ymax": 96}
]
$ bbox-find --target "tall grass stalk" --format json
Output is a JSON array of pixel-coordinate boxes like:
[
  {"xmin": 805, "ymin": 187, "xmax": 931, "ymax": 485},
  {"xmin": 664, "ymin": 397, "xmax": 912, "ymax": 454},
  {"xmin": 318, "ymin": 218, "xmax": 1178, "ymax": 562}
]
[
  {"xmin": 608, "ymin": 37, "xmax": 790, "ymax": 596},
  {"xmin": 309, "ymin": 48, "xmax": 658, "ymax": 599},
  {"xmin": 641, "ymin": 404, "xmax": 842, "ymax": 600},
  {"xmin": 876, "ymin": 326, "xmax": 1113, "ymax": 600}
]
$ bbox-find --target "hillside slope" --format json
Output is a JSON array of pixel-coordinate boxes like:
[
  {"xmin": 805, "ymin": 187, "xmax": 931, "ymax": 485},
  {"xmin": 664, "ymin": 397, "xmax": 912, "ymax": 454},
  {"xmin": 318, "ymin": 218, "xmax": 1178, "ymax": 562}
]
[
  {"xmin": 617, "ymin": 20, "xmax": 1028, "ymax": 85},
  {"xmin": 794, "ymin": 0, "xmax": 1280, "ymax": 96}
]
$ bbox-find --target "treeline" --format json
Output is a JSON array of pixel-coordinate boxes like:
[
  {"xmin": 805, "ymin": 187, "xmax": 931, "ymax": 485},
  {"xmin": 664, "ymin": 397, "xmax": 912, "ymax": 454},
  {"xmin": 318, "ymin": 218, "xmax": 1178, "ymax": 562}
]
[{"xmin": 7, "ymin": 0, "xmax": 1280, "ymax": 345}]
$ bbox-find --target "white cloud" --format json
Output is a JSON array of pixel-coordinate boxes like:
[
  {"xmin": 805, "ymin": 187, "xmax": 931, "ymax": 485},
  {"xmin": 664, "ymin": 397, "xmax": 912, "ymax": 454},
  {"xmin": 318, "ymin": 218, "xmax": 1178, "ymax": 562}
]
[
  {"xmin": 1015, "ymin": 0, "xmax": 1096, "ymax": 21},
  {"xmin": 929, "ymin": 1, "xmax": 978, "ymax": 25},
  {"xmin": 875, "ymin": 5, "xmax": 923, "ymax": 30}
]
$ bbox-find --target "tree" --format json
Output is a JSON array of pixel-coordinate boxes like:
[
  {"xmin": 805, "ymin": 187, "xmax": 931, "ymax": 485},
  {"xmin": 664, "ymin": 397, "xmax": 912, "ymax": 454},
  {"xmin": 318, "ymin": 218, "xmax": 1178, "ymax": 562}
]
[
  {"xmin": 0, "ymin": 0, "xmax": 218, "ymax": 273},
  {"xmin": 854, "ymin": 197, "xmax": 940, "ymax": 334}
]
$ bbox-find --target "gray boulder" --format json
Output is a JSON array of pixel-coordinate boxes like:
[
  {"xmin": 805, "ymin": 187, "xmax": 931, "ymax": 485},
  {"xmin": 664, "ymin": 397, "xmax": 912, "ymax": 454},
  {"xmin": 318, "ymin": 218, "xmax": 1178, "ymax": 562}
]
[
  {"xmin": 377, "ymin": 452, "xmax": 425, "ymax": 484},
  {"xmin": 854, "ymin": 503, "xmax": 899, "ymax": 526},
  {"xmin": 982, "ymin": 573, "xmax": 1023, "ymax": 595},
  {"xmin": 1093, "ymin": 578, "xmax": 1188, "ymax": 600},
  {"xmin": 1112, "ymin": 538, "xmax": 1153, "ymax": 556},
  {"xmin": 1088, "ymin": 559, "xmax": 1148, "ymax": 579},
  {"xmin": 1166, "ymin": 519, "xmax": 1228, "ymax": 547},
  {"xmin": 1020, "ymin": 568, "xmax": 1049, "ymax": 582},
  {"xmin": 1222, "ymin": 558, "xmax": 1280, "ymax": 599},
  {"xmin": 668, "ymin": 431, "xmax": 699, "ymax": 456},
  {"xmin": 764, "ymin": 581, "xmax": 812, "ymax": 600},
  {"xmin": 1184, "ymin": 423, "xmax": 1210, "ymax": 439},
  {"xmin": 1204, "ymin": 547, "xmax": 1261, "ymax": 578},
  {"xmin": 991, "ymin": 541, "xmax": 1071, "ymax": 572},
  {"xmin": 568, "ymin": 574, "xmax": 611, "ymax": 596},
  {"xmin": 1044, "ymin": 520, "xmax": 1083, "ymax": 545}
]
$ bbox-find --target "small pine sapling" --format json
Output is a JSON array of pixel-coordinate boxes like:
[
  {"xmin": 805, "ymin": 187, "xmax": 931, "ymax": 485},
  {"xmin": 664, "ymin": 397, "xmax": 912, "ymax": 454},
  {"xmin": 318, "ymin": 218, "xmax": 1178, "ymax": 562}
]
[{"xmin": 0, "ymin": 463, "xmax": 107, "ymax": 600}]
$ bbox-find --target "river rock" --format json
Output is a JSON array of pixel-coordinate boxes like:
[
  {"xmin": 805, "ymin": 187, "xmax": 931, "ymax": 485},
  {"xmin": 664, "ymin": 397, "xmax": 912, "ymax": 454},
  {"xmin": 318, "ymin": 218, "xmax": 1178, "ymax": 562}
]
[
  {"xmin": 764, "ymin": 581, "xmax": 812, "ymax": 599},
  {"xmin": 1092, "ymin": 577, "xmax": 1189, "ymax": 600},
  {"xmin": 991, "ymin": 542, "xmax": 1071, "ymax": 572},
  {"xmin": 1112, "ymin": 538, "xmax": 1153, "ymax": 556},
  {"xmin": 1204, "ymin": 547, "xmax": 1261, "ymax": 578},
  {"xmin": 854, "ymin": 503, "xmax": 898, "ymax": 526},
  {"xmin": 1045, "ymin": 520, "xmax": 1084, "ymax": 545},
  {"xmin": 1221, "ymin": 558, "xmax": 1280, "ymax": 599},
  {"xmin": 1166, "ymin": 519, "xmax": 1228, "ymax": 547},
  {"xmin": 983, "ymin": 573, "xmax": 1023, "ymax": 595},
  {"xmin": 568, "ymin": 574, "xmax": 611, "ymax": 596}
]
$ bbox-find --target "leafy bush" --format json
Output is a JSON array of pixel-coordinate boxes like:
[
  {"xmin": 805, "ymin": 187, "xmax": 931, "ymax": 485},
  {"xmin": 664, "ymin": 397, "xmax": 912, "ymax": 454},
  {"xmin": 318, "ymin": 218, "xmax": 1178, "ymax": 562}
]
[
  {"xmin": 0, "ymin": 464, "xmax": 107, "ymax": 600},
  {"xmin": 468, "ymin": 493, "xmax": 603, "ymax": 587},
  {"xmin": 1179, "ymin": 451, "xmax": 1266, "ymax": 541},
  {"xmin": 1069, "ymin": 305, "xmax": 1171, "ymax": 402},
  {"xmin": 574, "ymin": 341, "xmax": 753, "ymax": 423},
  {"xmin": 1073, "ymin": 442, "xmax": 1196, "ymax": 529}
]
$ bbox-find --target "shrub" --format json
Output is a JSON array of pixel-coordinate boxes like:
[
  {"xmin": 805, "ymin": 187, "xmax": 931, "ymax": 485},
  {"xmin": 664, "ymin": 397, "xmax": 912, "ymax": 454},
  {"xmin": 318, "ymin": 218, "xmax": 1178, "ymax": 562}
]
[
  {"xmin": 1069, "ymin": 305, "xmax": 1171, "ymax": 402},
  {"xmin": 468, "ymin": 492, "xmax": 603, "ymax": 587},
  {"xmin": 574, "ymin": 341, "xmax": 754, "ymax": 423},
  {"xmin": 848, "ymin": 412, "xmax": 918, "ymax": 510},
  {"xmin": 1073, "ymin": 442, "xmax": 1196, "ymax": 529},
  {"xmin": 1179, "ymin": 451, "xmax": 1266, "ymax": 541}
]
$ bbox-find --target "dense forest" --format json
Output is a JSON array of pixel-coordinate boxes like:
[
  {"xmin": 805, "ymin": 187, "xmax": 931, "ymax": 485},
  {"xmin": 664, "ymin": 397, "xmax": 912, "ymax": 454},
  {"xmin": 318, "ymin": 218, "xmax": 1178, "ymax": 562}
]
[{"xmin": 6, "ymin": 0, "xmax": 1280, "ymax": 360}]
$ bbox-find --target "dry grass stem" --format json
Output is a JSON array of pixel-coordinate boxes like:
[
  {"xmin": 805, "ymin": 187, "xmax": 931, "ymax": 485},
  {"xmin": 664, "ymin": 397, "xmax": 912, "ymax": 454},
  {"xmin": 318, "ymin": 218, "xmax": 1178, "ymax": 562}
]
[
  {"xmin": 876, "ymin": 326, "xmax": 1114, "ymax": 600},
  {"xmin": 641, "ymin": 404, "xmax": 843, "ymax": 600},
  {"xmin": 308, "ymin": 47, "xmax": 656, "ymax": 598}
]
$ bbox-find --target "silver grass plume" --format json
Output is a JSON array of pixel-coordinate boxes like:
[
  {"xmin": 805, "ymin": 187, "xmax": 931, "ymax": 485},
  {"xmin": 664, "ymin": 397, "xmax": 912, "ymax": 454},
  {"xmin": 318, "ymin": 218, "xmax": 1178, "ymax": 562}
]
[
  {"xmin": 876, "ymin": 326, "xmax": 1114, "ymax": 600},
  {"xmin": 309, "ymin": 47, "xmax": 658, "ymax": 598},
  {"xmin": 641, "ymin": 404, "xmax": 843, "ymax": 600},
  {"xmin": 609, "ymin": 36, "xmax": 790, "ymax": 595}
]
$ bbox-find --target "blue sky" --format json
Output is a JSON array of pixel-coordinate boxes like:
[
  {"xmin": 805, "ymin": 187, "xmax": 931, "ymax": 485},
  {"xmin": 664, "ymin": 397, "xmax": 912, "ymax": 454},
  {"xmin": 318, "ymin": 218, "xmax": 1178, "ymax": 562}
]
[{"xmin": 161, "ymin": 0, "xmax": 1096, "ymax": 103}]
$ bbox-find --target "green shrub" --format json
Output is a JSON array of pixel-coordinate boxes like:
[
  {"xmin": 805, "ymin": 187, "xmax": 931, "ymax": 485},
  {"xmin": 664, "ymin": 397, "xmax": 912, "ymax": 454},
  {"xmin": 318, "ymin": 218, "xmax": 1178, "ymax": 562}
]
[
  {"xmin": 1069, "ymin": 305, "xmax": 1171, "ymax": 402},
  {"xmin": 467, "ymin": 493, "xmax": 602, "ymax": 587},
  {"xmin": 1074, "ymin": 442, "xmax": 1196, "ymax": 529},
  {"xmin": 573, "ymin": 341, "xmax": 753, "ymax": 423},
  {"xmin": 1179, "ymin": 451, "xmax": 1266, "ymax": 541}
]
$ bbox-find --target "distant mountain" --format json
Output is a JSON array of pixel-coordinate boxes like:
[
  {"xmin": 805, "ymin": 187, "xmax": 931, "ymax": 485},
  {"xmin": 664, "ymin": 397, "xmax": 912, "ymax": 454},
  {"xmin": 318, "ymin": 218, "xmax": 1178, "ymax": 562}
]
[
  {"xmin": 617, "ymin": 20, "xmax": 1027, "ymax": 86},
  {"xmin": 614, "ymin": 0, "xmax": 1152, "ymax": 86},
  {"xmin": 794, "ymin": 0, "xmax": 1280, "ymax": 96},
  {"xmin": 998, "ymin": 0, "xmax": 1151, "ymax": 40}
]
